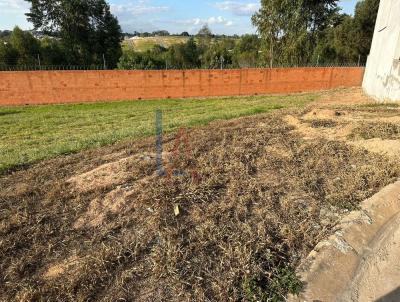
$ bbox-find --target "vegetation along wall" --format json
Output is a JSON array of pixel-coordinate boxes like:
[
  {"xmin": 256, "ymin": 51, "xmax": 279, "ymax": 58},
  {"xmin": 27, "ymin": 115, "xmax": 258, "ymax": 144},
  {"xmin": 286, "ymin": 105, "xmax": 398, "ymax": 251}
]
[{"xmin": 0, "ymin": 67, "xmax": 364, "ymax": 105}]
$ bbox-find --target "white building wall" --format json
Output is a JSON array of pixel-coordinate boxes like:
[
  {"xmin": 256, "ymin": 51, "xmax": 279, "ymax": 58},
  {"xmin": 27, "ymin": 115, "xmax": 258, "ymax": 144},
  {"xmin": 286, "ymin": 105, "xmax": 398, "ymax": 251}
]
[{"xmin": 363, "ymin": 0, "xmax": 400, "ymax": 101}]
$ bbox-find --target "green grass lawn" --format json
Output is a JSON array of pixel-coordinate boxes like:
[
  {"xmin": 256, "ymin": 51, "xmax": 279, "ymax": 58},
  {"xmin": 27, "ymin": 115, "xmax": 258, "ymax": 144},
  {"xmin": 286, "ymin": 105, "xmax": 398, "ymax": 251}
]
[{"xmin": 0, "ymin": 94, "xmax": 316, "ymax": 173}]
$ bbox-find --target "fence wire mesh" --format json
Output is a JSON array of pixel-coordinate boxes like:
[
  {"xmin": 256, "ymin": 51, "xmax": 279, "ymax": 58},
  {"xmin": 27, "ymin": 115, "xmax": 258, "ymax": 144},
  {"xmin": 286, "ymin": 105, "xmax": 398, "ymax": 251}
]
[
  {"xmin": 0, "ymin": 65, "xmax": 105, "ymax": 71},
  {"xmin": 0, "ymin": 62, "xmax": 364, "ymax": 72}
]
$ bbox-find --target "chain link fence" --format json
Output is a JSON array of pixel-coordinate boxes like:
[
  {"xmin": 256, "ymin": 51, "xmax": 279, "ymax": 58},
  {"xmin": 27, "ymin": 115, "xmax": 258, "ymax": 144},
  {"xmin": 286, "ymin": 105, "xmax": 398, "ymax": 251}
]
[
  {"xmin": 0, "ymin": 62, "xmax": 364, "ymax": 72},
  {"xmin": 0, "ymin": 65, "xmax": 105, "ymax": 71}
]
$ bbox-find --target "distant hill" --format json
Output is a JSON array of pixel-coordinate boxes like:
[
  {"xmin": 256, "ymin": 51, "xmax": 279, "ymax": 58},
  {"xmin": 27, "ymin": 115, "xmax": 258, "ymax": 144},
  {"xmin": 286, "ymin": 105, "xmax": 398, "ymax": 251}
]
[
  {"xmin": 122, "ymin": 35, "xmax": 240, "ymax": 52},
  {"xmin": 122, "ymin": 36, "xmax": 190, "ymax": 52}
]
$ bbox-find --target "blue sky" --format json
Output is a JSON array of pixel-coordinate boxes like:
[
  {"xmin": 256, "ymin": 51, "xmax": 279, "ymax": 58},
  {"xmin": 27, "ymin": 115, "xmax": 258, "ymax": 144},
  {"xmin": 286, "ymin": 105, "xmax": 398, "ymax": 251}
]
[{"xmin": 0, "ymin": 0, "xmax": 360, "ymax": 35}]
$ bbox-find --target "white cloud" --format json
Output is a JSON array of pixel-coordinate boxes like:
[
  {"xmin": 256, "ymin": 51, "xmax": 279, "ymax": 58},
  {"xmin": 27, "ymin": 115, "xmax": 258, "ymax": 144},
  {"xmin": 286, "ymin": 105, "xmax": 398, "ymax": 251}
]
[
  {"xmin": 176, "ymin": 16, "xmax": 234, "ymax": 27},
  {"xmin": 111, "ymin": 0, "xmax": 168, "ymax": 16},
  {"xmin": 0, "ymin": 0, "xmax": 255, "ymax": 35},
  {"xmin": 0, "ymin": 0, "xmax": 29, "ymax": 11},
  {"xmin": 214, "ymin": 1, "xmax": 260, "ymax": 16}
]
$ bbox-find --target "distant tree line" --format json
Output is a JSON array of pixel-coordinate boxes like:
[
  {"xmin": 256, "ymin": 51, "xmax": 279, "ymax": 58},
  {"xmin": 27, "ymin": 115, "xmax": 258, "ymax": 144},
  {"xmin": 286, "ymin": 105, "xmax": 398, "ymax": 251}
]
[
  {"xmin": 118, "ymin": 0, "xmax": 380, "ymax": 70},
  {"xmin": 0, "ymin": 30, "xmax": 12, "ymax": 38},
  {"xmin": 124, "ymin": 30, "xmax": 174, "ymax": 38},
  {"xmin": 122, "ymin": 30, "xmax": 237, "ymax": 39},
  {"xmin": 118, "ymin": 27, "xmax": 262, "ymax": 70},
  {"xmin": 0, "ymin": 27, "xmax": 66, "ymax": 67},
  {"xmin": 0, "ymin": 0, "xmax": 380, "ymax": 70}
]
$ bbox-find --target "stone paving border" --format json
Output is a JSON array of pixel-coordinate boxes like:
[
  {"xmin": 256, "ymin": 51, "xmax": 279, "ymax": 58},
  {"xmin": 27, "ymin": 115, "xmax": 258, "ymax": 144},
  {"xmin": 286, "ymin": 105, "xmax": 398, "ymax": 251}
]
[{"xmin": 288, "ymin": 179, "xmax": 400, "ymax": 302}]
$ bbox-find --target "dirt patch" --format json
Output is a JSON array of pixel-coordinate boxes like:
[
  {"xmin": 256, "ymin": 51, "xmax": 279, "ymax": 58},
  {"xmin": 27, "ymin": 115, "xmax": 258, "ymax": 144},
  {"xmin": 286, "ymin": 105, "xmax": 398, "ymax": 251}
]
[
  {"xmin": 74, "ymin": 174, "xmax": 156, "ymax": 228},
  {"xmin": 43, "ymin": 255, "xmax": 82, "ymax": 279},
  {"xmin": 303, "ymin": 108, "xmax": 348, "ymax": 120},
  {"xmin": 73, "ymin": 187, "xmax": 132, "ymax": 228},
  {"xmin": 350, "ymin": 139, "xmax": 400, "ymax": 159},
  {"xmin": 1, "ymin": 89, "xmax": 400, "ymax": 301},
  {"xmin": 316, "ymin": 87, "xmax": 372, "ymax": 107},
  {"xmin": 68, "ymin": 152, "xmax": 171, "ymax": 193},
  {"xmin": 67, "ymin": 157, "xmax": 134, "ymax": 192},
  {"xmin": 284, "ymin": 114, "xmax": 353, "ymax": 141},
  {"xmin": 286, "ymin": 99, "xmax": 400, "ymax": 159},
  {"xmin": 284, "ymin": 115, "xmax": 320, "ymax": 140}
]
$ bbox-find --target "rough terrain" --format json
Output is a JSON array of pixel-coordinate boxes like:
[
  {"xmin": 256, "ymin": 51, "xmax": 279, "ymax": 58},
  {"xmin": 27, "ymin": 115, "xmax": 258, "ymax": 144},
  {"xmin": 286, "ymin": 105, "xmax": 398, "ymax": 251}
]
[
  {"xmin": 289, "ymin": 180, "xmax": 400, "ymax": 302},
  {"xmin": 1, "ymin": 88, "xmax": 400, "ymax": 301}
]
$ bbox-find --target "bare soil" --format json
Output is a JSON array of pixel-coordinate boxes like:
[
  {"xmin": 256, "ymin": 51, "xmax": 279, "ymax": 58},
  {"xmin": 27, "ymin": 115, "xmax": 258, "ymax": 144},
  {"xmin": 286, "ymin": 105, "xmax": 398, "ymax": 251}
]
[{"xmin": 1, "ymin": 88, "xmax": 400, "ymax": 301}]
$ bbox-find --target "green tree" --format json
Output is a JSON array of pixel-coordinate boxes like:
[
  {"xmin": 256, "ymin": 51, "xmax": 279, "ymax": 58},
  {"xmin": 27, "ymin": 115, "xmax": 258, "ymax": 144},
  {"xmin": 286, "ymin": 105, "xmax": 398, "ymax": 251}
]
[
  {"xmin": 197, "ymin": 24, "xmax": 213, "ymax": 38},
  {"xmin": 201, "ymin": 38, "xmax": 235, "ymax": 68},
  {"xmin": 9, "ymin": 27, "xmax": 40, "ymax": 65},
  {"xmin": 197, "ymin": 24, "xmax": 213, "ymax": 54},
  {"xmin": 315, "ymin": 15, "xmax": 359, "ymax": 64},
  {"xmin": 313, "ymin": 0, "xmax": 380, "ymax": 65},
  {"xmin": 352, "ymin": 0, "xmax": 380, "ymax": 61},
  {"xmin": 0, "ymin": 30, "xmax": 12, "ymax": 39},
  {"xmin": 25, "ymin": 0, "xmax": 123, "ymax": 67},
  {"xmin": 167, "ymin": 38, "xmax": 200, "ymax": 69},
  {"xmin": 233, "ymin": 35, "xmax": 262, "ymax": 68},
  {"xmin": 252, "ymin": 0, "xmax": 339, "ymax": 65},
  {"xmin": 0, "ymin": 41, "xmax": 19, "ymax": 67},
  {"xmin": 152, "ymin": 30, "xmax": 170, "ymax": 36},
  {"xmin": 39, "ymin": 38, "xmax": 67, "ymax": 65},
  {"xmin": 89, "ymin": 1, "xmax": 123, "ymax": 68},
  {"xmin": 118, "ymin": 45, "xmax": 167, "ymax": 70}
]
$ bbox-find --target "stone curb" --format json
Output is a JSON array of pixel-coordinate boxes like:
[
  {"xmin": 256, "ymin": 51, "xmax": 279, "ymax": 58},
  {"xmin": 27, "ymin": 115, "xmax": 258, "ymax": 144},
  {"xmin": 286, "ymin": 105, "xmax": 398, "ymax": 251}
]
[{"xmin": 288, "ymin": 180, "xmax": 400, "ymax": 302}]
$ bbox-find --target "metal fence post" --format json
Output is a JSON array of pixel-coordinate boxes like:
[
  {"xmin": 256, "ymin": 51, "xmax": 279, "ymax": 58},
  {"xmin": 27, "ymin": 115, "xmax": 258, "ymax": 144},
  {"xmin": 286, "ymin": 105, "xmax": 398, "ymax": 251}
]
[{"xmin": 155, "ymin": 110, "xmax": 164, "ymax": 176}]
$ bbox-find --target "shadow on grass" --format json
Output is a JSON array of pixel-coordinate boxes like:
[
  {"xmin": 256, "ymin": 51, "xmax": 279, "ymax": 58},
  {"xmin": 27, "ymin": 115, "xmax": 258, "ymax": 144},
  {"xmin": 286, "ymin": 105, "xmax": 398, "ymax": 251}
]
[{"xmin": 0, "ymin": 110, "xmax": 22, "ymax": 117}]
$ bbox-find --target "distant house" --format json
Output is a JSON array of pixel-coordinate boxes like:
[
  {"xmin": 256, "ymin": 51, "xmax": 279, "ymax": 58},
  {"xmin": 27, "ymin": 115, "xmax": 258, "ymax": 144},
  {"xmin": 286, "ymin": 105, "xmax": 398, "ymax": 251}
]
[{"xmin": 363, "ymin": 0, "xmax": 400, "ymax": 101}]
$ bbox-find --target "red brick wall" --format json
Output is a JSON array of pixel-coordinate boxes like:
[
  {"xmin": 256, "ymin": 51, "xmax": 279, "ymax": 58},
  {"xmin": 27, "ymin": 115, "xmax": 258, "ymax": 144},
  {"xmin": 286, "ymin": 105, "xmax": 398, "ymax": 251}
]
[{"xmin": 0, "ymin": 67, "xmax": 365, "ymax": 105}]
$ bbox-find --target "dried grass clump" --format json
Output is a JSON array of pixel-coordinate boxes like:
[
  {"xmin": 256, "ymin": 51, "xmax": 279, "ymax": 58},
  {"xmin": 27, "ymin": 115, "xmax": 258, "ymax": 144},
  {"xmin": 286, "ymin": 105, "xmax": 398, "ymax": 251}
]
[
  {"xmin": 310, "ymin": 119, "xmax": 338, "ymax": 128},
  {"xmin": 1, "ymin": 111, "xmax": 399, "ymax": 302},
  {"xmin": 350, "ymin": 122, "xmax": 400, "ymax": 140}
]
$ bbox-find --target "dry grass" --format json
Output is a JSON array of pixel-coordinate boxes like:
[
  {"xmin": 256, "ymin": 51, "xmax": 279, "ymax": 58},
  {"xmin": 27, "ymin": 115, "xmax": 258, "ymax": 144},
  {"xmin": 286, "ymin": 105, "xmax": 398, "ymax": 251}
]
[
  {"xmin": 1, "ymin": 101, "xmax": 399, "ymax": 301},
  {"xmin": 350, "ymin": 122, "xmax": 400, "ymax": 140},
  {"xmin": 310, "ymin": 119, "xmax": 338, "ymax": 128}
]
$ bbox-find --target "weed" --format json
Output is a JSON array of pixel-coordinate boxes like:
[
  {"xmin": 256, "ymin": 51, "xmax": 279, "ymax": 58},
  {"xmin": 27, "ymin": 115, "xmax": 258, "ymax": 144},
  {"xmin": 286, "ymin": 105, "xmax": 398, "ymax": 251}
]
[{"xmin": 243, "ymin": 265, "xmax": 303, "ymax": 302}]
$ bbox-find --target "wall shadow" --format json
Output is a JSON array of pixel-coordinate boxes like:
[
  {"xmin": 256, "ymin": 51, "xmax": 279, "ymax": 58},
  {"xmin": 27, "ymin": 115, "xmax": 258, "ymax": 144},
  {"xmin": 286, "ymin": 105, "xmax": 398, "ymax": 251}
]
[{"xmin": 375, "ymin": 287, "xmax": 400, "ymax": 302}]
